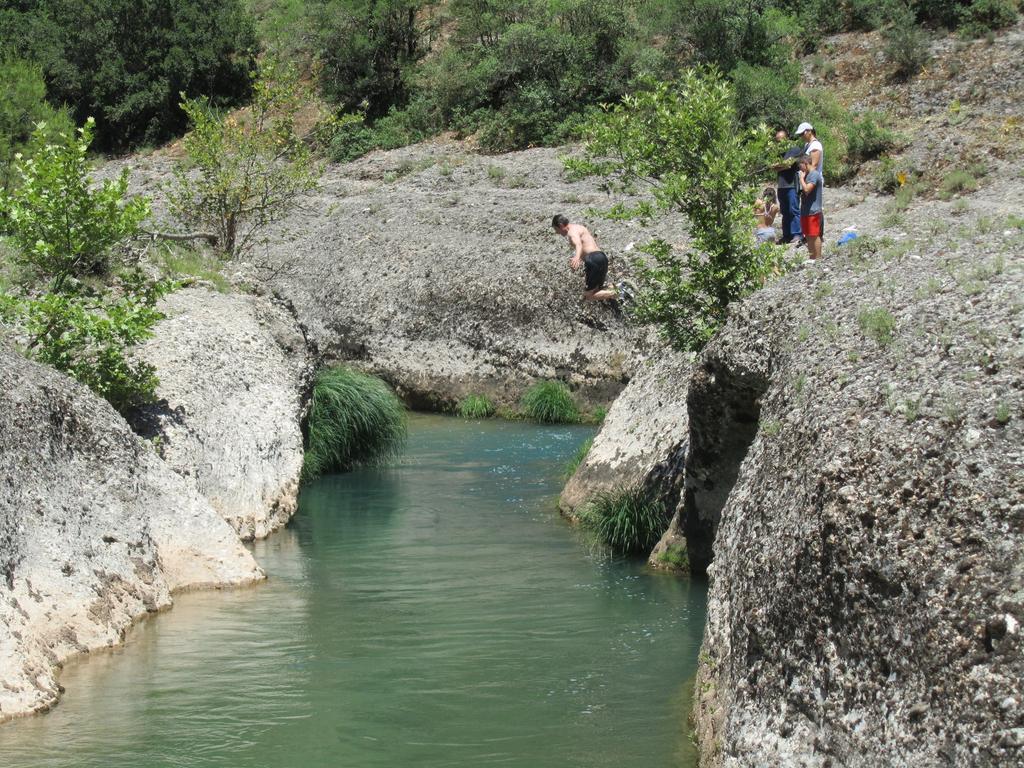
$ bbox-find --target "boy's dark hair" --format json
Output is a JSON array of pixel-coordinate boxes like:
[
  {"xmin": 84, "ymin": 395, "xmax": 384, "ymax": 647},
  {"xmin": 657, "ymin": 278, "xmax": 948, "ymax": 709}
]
[
  {"xmin": 762, "ymin": 187, "xmax": 777, "ymax": 206},
  {"xmin": 552, "ymin": 214, "xmax": 569, "ymax": 228},
  {"xmin": 798, "ymin": 154, "xmax": 813, "ymax": 166}
]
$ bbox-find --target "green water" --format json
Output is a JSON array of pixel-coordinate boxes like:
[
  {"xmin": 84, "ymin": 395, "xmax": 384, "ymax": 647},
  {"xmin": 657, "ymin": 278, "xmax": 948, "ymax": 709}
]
[{"xmin": 0, "ymin": 415, "xmax": 707, "ymax": 767}]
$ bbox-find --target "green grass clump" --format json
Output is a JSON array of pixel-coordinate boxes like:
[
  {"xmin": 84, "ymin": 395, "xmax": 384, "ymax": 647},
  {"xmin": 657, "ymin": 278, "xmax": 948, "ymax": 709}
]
[
  {"xmin": 656, "ymin": 543, "xmax": 690, "ymax": 570},
  {"xmin": 302, "ymin": 366, "xmax": 407, "ymax": 480},
  {"xmin": 562, "ymin": 437, "xmax": 593, "ymax": 479},
  {"xmin": 581, "ymin": 486, "xmax": 668, "ymax": 555},
  {"xmin": 939, "ymin": 169, "xmax": 979, "ymax": 200},
  {"xmin": 520, "ymin": 380, "xmax": 580, "ymax": 424},
  {"xmin": 858, "ymin": 307, "xmax": 897, "ymax": 347},
  {"xmin": 457, "ymin": 394, "xmax": 496, "ymax": 419}
]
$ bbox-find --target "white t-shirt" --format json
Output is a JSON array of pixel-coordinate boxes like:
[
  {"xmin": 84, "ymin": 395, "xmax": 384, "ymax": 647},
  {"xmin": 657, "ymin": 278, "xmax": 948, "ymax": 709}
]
[{"xmin": 804, "ymin": 138, "xmax": 824, "ymax": 176}]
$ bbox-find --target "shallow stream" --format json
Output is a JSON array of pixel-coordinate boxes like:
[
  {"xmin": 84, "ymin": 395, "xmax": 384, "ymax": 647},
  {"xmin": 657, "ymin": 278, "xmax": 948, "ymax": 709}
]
[{"xmin": 1, "ymin": 414, "xmax": 707, "ymax": 767}]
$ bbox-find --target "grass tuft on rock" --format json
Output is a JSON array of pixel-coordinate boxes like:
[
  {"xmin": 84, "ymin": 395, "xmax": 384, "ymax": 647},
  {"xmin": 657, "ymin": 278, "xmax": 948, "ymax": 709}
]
[
  {"xmin": 457, "ymin": 393, "xmax": 496, "ymax": 419},
  {"xmin": 581, "ymin": 486, "xmax": 667, "ymax": 555},
  {"xmin": 521, "ymin": 380, "xmax": 579, "ymax": 424},
  {"xmin": 302, "ymin": 366, "xmax": 407, "ymax": 480},
  {"xmin": 562, "ymin": 436, "xmax": 593, "ymax": 479}
]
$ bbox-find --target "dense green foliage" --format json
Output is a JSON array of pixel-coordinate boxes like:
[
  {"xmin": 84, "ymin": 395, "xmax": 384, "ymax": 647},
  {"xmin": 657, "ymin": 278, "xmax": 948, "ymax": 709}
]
[
  {"xmin": 0, "ymin": 120, "xmax": 171, "ymax": 413},
  {"xmin": 520, "ymin": 380, "xmax": 580, "ymax": 424},
  {"xmin": 0, "ymin": 59, "xmax": 74, "ymax": 184},
  {"xmin": 168, "ymin": 59, "xmax": 339, "ymax": 257},
  {"xmin": 244, "ymin": 0, "xmax": 1018, "ymax": 163},
  {"xmin": 567, "ymin": 71, "xmax": 787, "ymax": 352},
  {"xmin": 0, "ymin": 0, "xmax": 257, "ymax": 151},
  {"xmin": 302, "ymin": 366, "xmax": 408, "ymax": 480},
  {"xmin": 581, "ymin": 486, "xmax": 668, "ymax": 554},
  {"xmin": 457, "ymin": 393, "xmax": 497, "ymax": 419}
]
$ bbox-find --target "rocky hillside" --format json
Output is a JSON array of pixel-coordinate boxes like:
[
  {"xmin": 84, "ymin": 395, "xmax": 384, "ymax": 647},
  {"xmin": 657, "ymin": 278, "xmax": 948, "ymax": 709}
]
[{"xmin": 118, "ymin": 144, "xmax": 689, "ymax": 410}]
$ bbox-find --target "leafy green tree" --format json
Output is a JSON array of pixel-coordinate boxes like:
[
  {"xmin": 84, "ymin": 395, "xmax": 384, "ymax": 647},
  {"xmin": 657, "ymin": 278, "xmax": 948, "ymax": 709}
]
[
  {"xmin": 3, "ymin": 118, "xmax": 149, "ymax": 290},
  {"xmin": 0, "ymin": 0, "xmax": 257, "ymax": 151},
  {"xmin": 566, "ymin": 71, "xmax": 785, "ymax": 352},
  {"xmin": 314, "ymin": 0, "xmax": 427, "ymax": 118},
  {"xmin": 0, "ymin": 119, "xmax": 171, "ymax": 413},
  {"xmin": 168, "ymin": 59, "xmax": 341, "ymax": 258}
]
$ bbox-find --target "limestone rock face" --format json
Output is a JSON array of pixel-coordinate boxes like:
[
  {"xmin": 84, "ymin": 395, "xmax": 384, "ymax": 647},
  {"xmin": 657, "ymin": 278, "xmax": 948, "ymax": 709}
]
[
  {"xmin": 0, "ymin": 346, "xmax": 263, "ymax": 722},
  {"xmin": 559, "ymin": 345, "xmax": 691, "ymax": 521},
  {"xmin": 247, "ymin": 145, "xmax": 688, "ymax": 408},
  {"xmin": 133, "ymin": 288, "xmax": 311, "ymax": 540},
  {"xmin": 691, "ymin": 231, "xmax": 1024, "ymax": 766}
]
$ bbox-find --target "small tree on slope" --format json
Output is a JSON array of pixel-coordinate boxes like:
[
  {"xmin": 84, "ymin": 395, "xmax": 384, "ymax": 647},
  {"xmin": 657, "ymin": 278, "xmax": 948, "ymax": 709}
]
[{"xmin": 565, "ymin": 70, "xmax": 786, "ymax": 352}]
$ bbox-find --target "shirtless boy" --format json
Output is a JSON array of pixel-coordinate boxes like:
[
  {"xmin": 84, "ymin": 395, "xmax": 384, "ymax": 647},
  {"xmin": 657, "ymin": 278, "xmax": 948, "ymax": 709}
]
[{"xmin": 551, "ymin": 215, "xmax": 616, "ymax": 301}]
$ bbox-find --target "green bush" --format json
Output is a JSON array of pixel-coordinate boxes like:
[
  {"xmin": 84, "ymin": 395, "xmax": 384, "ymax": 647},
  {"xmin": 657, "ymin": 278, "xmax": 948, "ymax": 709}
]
[
  {"xmin": 0, "ymin": 119, "xmax": 170, "ymax": 414},
  {"xmin": 731, "ymin": 61, "xmax": 805, "ymax": 130},
  {"xmin": 957, "ymin": 0, "xmax": 1020, "ymax": 37},
  {"xmin": 567, "ymin": 71, "xmax": 786, "ymax": 352},
  {"xmin": 938, "ymin": 169, "xmax": 979, "ymax": 199},
  {"xmin": 302, "ymin": 366, "xmax": 408, "ymax": 480},
  {"xmin": 2, "ymin": 119, "xmax": 150, "ymax": 286},
  {"xmin": 562, "ymin": 436, "xmax": 594, "ymax": 479},
  {"xmin": 857, "ymin": 307, "xmax": 897, "ymax": 347},
  {"xmin": 521, "ymin": 380, "xmax": 580, "ymax": 424},
  {"xmin": 0, "ymin": 0, "xmax": 257, "ymax": 151},
  {"xmin": 314, "ymin": 0, "xmax": 424, "ymax": 119},
  {"xmin": 168, "ymin": 59, "xmax": 329, "ymax": 258},
  {"xmin": 581, "ymin": 486, "xmax": 668, "ymax": 554},
  {"xmin": 883, "ymin": 10, "xmax": 932, "ymax": 81},
  {"xmin": 0, "ymin": 59, "xmax": 74, "ymax": 185},
  {"xmin": 457, "ymin": 394, "xmax": 496, "ymax": 419},
  {"xmin": 846, "ymin": 112, "xmax": 897, "ymax": 164}
]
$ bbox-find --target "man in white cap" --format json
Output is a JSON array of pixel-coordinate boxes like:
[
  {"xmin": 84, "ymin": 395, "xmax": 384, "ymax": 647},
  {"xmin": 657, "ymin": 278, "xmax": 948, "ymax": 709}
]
[{"xmin": 796, "ymin": 122, "xmax": 823, "ymax": 178}]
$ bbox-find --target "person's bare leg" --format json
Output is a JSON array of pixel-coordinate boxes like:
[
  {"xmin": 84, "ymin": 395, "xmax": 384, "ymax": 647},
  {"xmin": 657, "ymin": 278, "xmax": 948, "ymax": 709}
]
[
  {"xmin": 584, "ymin": 287, "xmax": 617, "ymax": 301},
  {"xmin": 810, "ymin": 236, "xmax": 822, "ymax": 260}
]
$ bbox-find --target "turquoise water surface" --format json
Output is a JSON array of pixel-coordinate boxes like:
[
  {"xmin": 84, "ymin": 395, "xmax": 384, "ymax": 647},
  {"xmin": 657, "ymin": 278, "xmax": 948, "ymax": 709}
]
[{"xmin": 0, "ymin": 414, "xmax": 707, "ymax": 767}]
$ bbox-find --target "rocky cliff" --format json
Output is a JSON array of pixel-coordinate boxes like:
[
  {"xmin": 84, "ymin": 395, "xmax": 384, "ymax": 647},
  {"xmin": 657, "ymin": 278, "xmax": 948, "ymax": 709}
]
[
  {"xmin": 689, "ymin": 216, "xmax": 1023, "ymax": 766},
  {"xmin": 559, "ymin": 343, "xmax": 691, "ymax": 519},
  {"xmin": 0, "ymin": 345, "xmax": 263, "ymax": 722},
  {"xmin": 568, "ymin": 196, "xmax": 1023, "ymax": 764},
  {"xmin": 133, "ymin": 287, "xmax": 311, "ymax": 540}
]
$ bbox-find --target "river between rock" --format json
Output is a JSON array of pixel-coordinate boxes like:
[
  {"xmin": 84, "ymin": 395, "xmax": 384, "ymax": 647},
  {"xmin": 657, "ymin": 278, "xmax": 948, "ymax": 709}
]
[{"xmin": 1, "ymin": 414, "xmax": 707, "ymax": 767}]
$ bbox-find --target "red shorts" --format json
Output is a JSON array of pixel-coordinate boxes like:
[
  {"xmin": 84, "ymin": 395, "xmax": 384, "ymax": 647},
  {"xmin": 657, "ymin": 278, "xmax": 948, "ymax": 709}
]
[{"xmin": 801, "ymin": 213, "xmax": 823, "ymax": 237}]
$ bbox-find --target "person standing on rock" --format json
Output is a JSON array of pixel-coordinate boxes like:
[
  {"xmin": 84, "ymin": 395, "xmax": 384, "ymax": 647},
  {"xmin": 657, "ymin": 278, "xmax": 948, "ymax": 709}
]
[
  {"xmin": 798, "ymin": 154, "xmax": 824, "ymax": 262},
  {"xmin": 796, "ymin": 121, "xmax": 824, "ymax": 178},
  {"xmin": 551, "ymin": 214, "xmax": 618, "ymax": 302},
  {"xmin": 772, "ymin": 129, "xmax": 804, "ymax": 244}
]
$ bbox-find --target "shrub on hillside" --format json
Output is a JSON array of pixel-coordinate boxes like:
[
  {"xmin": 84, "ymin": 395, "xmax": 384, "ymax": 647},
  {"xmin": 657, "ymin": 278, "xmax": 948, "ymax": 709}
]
[
  {"xmin": 302, "ymin": 366, "xmax": 407, "ymax": 480},
  {"xmin": 731, "ymin": 61, "xmax": 805, "ymax": 130},
  {"xmin": 957, "ymin": 0, "xmax": 1021, "ymax": 37},
  {"xmin": 846, "ymin": 112, "xmax": 898, "ymax": 164},
  {"xmin": 883, "ymin": 10, "xmax": 933, "ymax": 80},
  {"xmin": 567, "ymin": 72, "xmax": 786, "ymax": 352},
  {"xmin": 521, "ymin": 381, "xmax": 580, "ymax": 424},
  {"xmin": 0, "ymin": 120, "xmax": 170, "ymax": 413},
  {"xmin": 168, "ymin": 59, "xmax": 336, "ymax": 258},
  {"xmin": 314, "ymin": 0, "xmax": 425, "ymax": 119},
  {"xmin": 581, "ymin": 486, "xmax": 668, "ymax": 554},
  {"xmin": 0, "ymin": 59, "xmax": 74, "ymax": 185},
  {"xmin": 0, "ymin": 0, "xmax": 257, "ymax": 151}
]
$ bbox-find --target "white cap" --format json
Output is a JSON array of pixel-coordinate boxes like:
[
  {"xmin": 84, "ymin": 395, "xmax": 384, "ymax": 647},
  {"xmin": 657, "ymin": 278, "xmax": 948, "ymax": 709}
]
[{"xmin": 795, "ymin": 122, "xmax": 814, "ymax": 134}]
